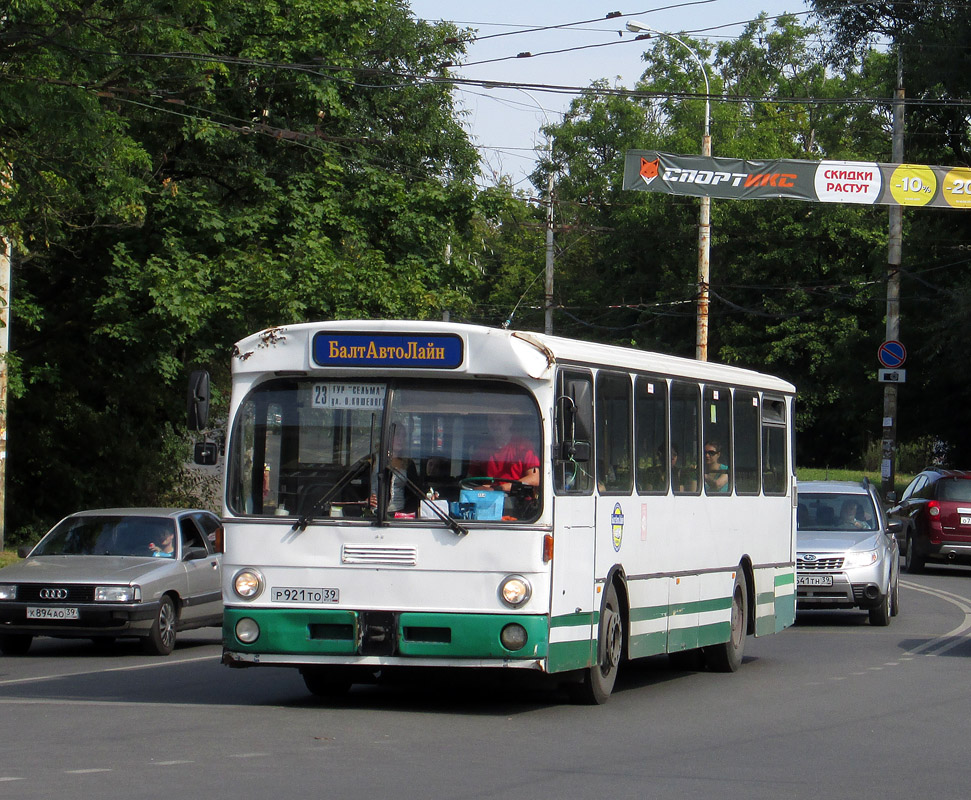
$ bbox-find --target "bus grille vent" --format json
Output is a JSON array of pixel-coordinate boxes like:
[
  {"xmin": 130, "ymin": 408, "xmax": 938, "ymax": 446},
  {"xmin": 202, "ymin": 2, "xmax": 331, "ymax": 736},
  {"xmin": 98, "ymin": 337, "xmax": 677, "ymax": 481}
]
[{"xmin": 341, "ymin": 545, "xmax": 417, "ymax": 567}]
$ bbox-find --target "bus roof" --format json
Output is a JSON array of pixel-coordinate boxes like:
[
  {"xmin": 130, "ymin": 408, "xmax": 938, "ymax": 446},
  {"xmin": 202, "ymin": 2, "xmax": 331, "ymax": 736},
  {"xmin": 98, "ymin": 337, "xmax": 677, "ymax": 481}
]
[{"xmin": 232, "ymin": 320, "xmax": 796, "ymax": 394}]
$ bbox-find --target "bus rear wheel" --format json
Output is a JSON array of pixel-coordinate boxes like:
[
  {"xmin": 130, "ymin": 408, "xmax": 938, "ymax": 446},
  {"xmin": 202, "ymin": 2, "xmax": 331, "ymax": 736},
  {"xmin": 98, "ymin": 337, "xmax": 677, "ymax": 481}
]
[
  {"xmin": 573, "ymin": 582, "xmax": 623, "ymax": 705},
  {"xmin": 705, "ymin": 570, "xmax": 747, "ymax": 673}
]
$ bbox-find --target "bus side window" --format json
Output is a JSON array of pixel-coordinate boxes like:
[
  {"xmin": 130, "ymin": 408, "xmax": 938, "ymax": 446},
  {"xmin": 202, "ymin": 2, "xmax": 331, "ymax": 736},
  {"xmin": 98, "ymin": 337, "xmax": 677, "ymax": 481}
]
[
  {"xmin": 734, "ymin": 391, "xmax": 760, "ymax": 495},
  {"xmin": 762, "ymin": 397, "xmax": 788, "ymax": 495},
  {"xmin": 554, "ymin": 370, "xmax": 594, "ymax": 494},
  {"xmin": 596, "ymin": 372, "xmax": 632, "ymax": 494},
  {"xmin": 703, "ymin": 385, "xmax": 732, "ymax": 495},
  {"xmin": 635, "ymin": 376, "xmax": 668, "ymax": 494},
  {"xmin": 671, "ymin": 381, "xmax": 700, "ymax": 494}
]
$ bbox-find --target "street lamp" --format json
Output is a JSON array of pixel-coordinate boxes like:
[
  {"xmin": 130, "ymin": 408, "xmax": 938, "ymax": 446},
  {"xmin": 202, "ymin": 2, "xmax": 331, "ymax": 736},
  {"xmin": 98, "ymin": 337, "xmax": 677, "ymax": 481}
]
[
  {"xmin": 626, "ymin": 20, "xmax": 712, "ymax": 361},
  {"xmin": 515, "ymin": 89, "xmax": 556, "ymax": 336}
]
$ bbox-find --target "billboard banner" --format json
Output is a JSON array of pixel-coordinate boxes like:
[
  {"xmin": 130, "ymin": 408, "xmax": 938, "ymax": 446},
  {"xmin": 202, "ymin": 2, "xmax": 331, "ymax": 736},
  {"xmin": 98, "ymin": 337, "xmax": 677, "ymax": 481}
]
[{"xmin": 623, "ymin": 150, "xmax": 971, "ymax": 210}]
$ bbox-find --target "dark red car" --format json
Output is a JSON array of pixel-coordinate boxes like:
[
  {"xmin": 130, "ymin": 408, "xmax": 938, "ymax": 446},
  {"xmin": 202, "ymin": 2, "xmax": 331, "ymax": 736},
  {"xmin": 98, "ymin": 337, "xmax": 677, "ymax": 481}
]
[{"xmin": 888, "ymin": 468, "xmax": 971, "ymax": 573}]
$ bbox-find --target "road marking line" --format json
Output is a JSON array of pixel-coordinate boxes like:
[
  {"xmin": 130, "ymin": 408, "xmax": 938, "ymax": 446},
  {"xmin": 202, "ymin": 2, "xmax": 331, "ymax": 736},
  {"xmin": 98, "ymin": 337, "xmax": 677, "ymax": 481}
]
[
  {"xmin": 65, "ymin": 769, "xmax": 113, "ymax": 774},
  {"xmin": 899, "ymin": 580, "xmax": 971, "ymax": 657},
  {"xmin": 0, "ymin": 653, "xmax": 218, "ymax": 687}
]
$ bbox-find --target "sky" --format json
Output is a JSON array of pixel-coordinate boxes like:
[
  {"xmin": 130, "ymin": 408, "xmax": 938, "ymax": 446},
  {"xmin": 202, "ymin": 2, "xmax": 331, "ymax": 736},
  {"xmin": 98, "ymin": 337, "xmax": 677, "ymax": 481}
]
[{"xmin": 408, "ymin": 0, "xmax": 811, "ymax": 189}]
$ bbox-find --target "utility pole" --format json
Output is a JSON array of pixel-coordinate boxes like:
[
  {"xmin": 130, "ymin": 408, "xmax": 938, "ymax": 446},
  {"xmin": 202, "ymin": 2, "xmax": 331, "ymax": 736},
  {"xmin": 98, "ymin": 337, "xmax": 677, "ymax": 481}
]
[
  {"xmin": 881, "ymin": 51, "xmax": 904, "ymax": 503},
  {"xmin": 544, "ymin": 168, "xmax": 554, "ymax": 335},
  {"xmin": 0, "ymin": 227, "xmax": 9, "ymax": 549}
]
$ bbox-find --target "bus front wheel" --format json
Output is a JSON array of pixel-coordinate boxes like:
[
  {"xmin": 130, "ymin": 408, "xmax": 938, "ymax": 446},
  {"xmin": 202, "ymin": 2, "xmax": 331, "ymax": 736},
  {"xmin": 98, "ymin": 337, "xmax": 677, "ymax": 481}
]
[
  {"xmin": 573, "ymin": 582, "xmax": 623, "ymax": 705},
  {"xmin": 705, "ymin": 570, "xmax": 747, "ymax": 673},
  {"xmin": 301, "ymin": 666, "xmax": 353, "ymax": 698}
]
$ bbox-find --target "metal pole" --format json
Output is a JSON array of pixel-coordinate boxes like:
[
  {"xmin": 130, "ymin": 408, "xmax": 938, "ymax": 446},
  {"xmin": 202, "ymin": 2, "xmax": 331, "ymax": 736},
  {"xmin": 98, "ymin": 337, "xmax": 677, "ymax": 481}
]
[
  {"xmin": 697, "ymin": 129, "xmax": 711, "ymax": 362},
  {"xmin": 513, "ymin": 89, "xmax": 555, "ymax": 335},
  {"xmin": 882, "ymin": 51, "xmax": 904, "ymax": 502},
  {"xmin": 0, "ymin": 226, "xmax": 9, "ymax": 550},
  {"xmin": 626, "ymin": 22, "xmax": 711, "ymax": 360},
  {"xmin": 545, "ymin": 171, "xmax": 554, "ymax": 335}
]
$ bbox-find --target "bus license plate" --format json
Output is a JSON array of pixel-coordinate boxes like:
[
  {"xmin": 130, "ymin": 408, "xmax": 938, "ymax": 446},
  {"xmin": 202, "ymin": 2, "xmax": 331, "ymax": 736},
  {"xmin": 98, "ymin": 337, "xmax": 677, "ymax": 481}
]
[
  {"xmin": 797, "ymin": 575, "xmax": 833, "ymax": 586},
  {"xmin": 27, "ymin": 606, "xmax": 79, "ymax": 620},
  {"xmin": 271, "ymin": 587, "xmax": 339, "ymax": 604}
]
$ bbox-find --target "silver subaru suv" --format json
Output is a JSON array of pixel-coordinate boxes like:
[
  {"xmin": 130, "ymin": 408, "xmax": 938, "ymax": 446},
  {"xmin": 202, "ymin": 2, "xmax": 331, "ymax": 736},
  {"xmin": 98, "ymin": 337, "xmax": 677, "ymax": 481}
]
[{"xmin": 796, "ymin": 479, "xmax": 902, "ymax": 626}]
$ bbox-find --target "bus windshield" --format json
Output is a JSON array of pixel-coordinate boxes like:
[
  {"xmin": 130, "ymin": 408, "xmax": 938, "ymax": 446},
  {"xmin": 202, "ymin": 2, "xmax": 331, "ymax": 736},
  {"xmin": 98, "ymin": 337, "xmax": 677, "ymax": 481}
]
[{"xmin": 228, "ymin": 378, "xmax": 543, "ymax": 523}]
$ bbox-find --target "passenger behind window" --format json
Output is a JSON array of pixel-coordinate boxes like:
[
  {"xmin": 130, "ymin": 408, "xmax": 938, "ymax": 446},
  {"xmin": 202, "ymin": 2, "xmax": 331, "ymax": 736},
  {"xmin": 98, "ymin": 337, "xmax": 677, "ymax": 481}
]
[
  {"xmin": 675, "ymin": 445, "xmax": 699, "ymax": 493},
  {"xmin": 703, "ymin": 440, "xmax": 729, "ymax": 493},
  {"xmin": 370, "ymin": 422, "xmax": 423, "ymax": 515}
]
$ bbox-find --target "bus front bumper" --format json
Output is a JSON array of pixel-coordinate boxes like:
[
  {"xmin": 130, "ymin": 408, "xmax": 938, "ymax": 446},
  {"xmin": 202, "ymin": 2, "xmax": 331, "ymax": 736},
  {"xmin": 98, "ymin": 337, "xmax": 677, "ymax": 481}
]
[{"xmin": 222, "ymin": 607, "xmax": 549, "ymax": 667}]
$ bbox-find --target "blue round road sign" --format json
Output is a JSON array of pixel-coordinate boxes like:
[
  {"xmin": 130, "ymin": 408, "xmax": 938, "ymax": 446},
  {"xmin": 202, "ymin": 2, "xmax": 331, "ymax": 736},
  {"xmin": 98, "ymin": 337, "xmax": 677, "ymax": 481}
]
[{"xmin": 878, "ymin": 340, "xmax": 906, "ymax": 368}]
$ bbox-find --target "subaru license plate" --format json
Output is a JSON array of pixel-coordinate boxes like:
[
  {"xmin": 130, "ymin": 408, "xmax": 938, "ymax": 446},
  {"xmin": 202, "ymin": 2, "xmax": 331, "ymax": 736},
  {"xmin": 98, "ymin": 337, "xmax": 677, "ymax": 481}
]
[{"xmin": 796, "ymin": 575, "xmax": 833, "ymax": 586}]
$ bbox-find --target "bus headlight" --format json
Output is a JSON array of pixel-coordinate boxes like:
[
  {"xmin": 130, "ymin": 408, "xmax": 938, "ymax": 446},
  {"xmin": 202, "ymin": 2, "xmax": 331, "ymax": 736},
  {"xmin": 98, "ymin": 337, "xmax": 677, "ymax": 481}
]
[
  {"xmin": 233, "ymin": 569, "xmax": 265, "ymax": 599},
  {"xmin": 235, "ymin": 618, "xmax": 260, "ymax": 644},
  {"xmin": 499, "ymin": 575, "xmax": 531, "ymax": 608}
]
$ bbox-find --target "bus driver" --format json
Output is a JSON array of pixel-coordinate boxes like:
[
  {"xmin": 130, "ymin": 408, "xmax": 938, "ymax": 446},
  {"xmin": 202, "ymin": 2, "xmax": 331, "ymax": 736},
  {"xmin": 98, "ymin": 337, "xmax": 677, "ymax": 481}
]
[{"xmin": 469, "ymin": 414, "xmax": 540, "ymax": 493}]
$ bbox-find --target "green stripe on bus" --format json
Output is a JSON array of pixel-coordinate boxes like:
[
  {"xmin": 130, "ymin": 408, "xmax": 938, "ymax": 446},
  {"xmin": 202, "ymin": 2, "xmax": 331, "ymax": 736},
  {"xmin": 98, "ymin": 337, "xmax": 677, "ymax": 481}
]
[
  {"xmin": 223, "ymin": 608, "xmax": 549, "ymax": 660},
  {"xmin": 548, "ymin": 638, "xmax": 594, "ymax": 672},
  {"xmin": 550, "ymin": 610, "xmax": 598, "ymax": 628},
  {"xmin": 775, "ymin": 571, "xmax": 795, "ymax": 586}
]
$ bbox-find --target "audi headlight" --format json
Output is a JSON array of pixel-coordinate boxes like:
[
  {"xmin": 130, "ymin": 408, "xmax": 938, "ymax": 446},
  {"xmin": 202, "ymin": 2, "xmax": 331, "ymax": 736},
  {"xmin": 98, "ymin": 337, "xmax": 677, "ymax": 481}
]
[
  {"xmin": 843, "ymin": 549, "xmax": 880, "ymax": 569},
  {"xmin": 95, "ymin": 585, "xmax": 140, "ymax": 602},
  {"xmin": 0, "ymin": 584, "xmax": 16, "ymax": 601},
  {"xmin": 499, "ymin": 575, "xmax": 532, "ymax": 608},
  {"xmin": 233, "ymin": 568, "xmax": 265, "ymax": 599}
]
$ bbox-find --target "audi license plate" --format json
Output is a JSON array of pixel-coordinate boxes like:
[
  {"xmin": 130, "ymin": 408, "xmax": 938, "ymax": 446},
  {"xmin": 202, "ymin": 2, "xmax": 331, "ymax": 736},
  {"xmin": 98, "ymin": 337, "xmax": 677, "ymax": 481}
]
[
  {"xmin": 796, "ymin": 575, "xmax": 833, "ymax": 587},
  {"xmin": 271, "ymin": 587, "xmax": 339, "ymax": 603},
  {"xmin": 27, "ymin": 606, "xmax": 79, "ymax": 620}
]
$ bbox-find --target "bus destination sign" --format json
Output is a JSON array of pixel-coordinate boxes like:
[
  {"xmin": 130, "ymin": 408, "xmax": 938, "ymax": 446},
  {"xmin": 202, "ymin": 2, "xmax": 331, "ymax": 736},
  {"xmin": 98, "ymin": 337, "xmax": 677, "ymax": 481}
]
[{"xmin": 312, "ymin": 332, "xmax": 464, "ymax": 369}]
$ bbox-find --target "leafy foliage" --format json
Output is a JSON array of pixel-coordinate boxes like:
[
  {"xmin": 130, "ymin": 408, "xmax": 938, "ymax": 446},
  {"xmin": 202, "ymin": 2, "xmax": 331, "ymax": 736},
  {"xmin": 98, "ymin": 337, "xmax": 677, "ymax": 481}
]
[{"xmin": 1, "ymin": 0, "xmax": 480, "ymax": 535}]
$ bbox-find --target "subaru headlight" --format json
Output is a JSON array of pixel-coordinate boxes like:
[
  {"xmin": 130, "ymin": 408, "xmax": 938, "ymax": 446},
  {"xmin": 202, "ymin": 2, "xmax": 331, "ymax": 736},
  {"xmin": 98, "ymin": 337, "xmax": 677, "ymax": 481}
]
[
  {"xmin": 95, "ymin": 585, "xmax": 140, "ymax": 602},
  {"xmin": 843, "ymin": 549, "xmax": 880, "ymax": 569}
]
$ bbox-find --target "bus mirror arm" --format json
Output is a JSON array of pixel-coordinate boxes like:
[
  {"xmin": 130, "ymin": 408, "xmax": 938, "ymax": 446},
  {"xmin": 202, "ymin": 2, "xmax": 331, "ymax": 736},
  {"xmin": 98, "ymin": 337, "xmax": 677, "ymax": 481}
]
[
  {"xmin": 390, "ymin": 466, "xmax": 469, "ymax": 537},
  {"xmin": 292, "ymin": 453, "xmax": 375, "ymax": 532}
]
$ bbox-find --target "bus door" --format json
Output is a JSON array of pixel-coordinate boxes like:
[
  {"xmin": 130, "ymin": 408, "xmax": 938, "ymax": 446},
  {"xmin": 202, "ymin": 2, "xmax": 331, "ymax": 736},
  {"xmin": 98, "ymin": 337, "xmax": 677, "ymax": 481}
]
[{"xmin": 549, "ymin": 371, "xmax": 597, "ymax": 672}]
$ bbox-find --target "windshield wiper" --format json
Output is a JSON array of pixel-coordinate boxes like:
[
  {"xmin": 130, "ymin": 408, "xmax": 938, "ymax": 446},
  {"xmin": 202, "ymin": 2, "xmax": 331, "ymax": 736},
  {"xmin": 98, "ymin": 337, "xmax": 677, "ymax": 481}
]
[
  {"xmin": 292, "ymin": 453, "xmax": 375, "ymax": 532},
  {"xmin": 386, "ymin": 465, "xmax": 468, "ymax": 537}
]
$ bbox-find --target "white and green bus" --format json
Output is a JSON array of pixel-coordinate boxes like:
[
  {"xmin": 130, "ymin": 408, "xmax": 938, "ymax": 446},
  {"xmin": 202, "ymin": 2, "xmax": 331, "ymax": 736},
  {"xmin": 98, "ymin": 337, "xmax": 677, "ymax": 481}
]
[{"xmin": 193, "ymin": 320, "xmax": 796, "ymax": 703}]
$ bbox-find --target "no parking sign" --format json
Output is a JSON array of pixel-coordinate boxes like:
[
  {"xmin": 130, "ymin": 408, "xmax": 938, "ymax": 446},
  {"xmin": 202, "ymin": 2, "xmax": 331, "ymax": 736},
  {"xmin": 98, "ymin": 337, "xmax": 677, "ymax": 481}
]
[{"xmin": 877, "ymin": 340, "xmax": 906, "ymax": 369}]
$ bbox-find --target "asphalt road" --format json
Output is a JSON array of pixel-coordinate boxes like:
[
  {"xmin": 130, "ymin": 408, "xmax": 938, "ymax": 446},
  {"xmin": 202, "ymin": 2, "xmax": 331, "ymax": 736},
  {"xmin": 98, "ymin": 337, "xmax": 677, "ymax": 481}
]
[{"xmin": 2, "ymin": 564, "xmax": 971, "ymax": 800}]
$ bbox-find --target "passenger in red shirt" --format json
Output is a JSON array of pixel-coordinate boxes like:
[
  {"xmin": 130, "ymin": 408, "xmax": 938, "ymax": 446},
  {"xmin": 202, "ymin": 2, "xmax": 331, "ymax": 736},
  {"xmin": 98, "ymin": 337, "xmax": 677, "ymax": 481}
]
[{"xmin": 470, "ymin": 415, "xmax": 540, "ymax": 493}]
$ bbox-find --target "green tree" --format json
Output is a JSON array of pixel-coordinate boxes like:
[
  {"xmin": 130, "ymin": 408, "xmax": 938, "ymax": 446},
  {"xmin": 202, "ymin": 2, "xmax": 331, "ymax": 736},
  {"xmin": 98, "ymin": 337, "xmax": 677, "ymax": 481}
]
[
  {"xmin": 530, "ymin": 15, "xmax": 896, "ymax": 466},
  {"xmin": 1, "ymin": 0, "xmax": 481, "ymax": 538}
]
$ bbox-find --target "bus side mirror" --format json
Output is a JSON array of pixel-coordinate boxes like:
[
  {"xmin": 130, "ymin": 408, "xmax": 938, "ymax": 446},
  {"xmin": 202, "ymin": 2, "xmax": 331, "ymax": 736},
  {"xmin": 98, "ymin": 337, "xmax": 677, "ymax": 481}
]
[
  {"xmin": 558, "ymin": 440, "xmax": 591, "ymax": 463},
  {"xmin": 187, "ymin": 370, "xmax": 210, "ymax": 431},
  {"xmin": 193, "ymin": 441, "xmax": 218, "ymax": 466}
]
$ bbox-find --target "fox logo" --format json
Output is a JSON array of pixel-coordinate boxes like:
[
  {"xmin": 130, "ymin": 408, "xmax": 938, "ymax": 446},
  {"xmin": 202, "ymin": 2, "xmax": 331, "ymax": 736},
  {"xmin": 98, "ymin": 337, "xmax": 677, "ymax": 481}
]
[{"xmin": 640, "ymin": 157, "xmax": 660, "ymax": 184}]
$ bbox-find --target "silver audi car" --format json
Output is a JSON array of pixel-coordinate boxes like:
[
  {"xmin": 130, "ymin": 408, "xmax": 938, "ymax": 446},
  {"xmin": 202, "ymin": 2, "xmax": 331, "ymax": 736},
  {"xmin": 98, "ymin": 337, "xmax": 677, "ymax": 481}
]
[
  {"xmin": 796, "ymin": 480, "xmax": 901, "ymax": 626},
  {"xmin": 0, "ymin": 508, "xmax": 222, "ymax": 656}
]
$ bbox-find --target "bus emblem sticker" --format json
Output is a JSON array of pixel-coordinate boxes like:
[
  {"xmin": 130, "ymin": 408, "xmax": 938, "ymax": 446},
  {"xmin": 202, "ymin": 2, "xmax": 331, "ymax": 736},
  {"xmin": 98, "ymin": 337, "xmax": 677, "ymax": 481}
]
[{"xmin": 611, "ymin": 503, "xmax": 624, "ymax": 552}]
